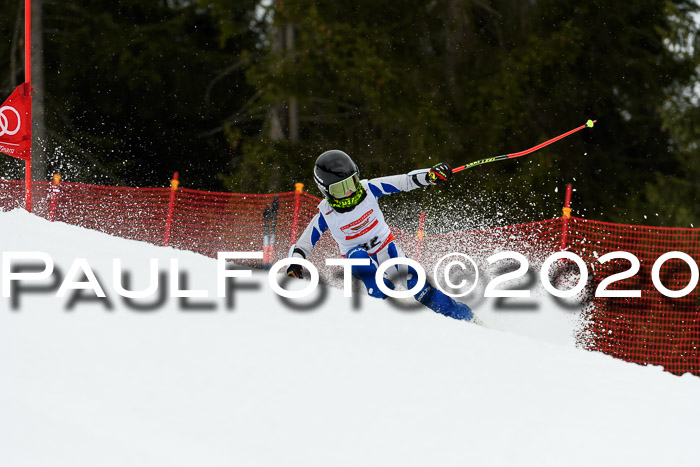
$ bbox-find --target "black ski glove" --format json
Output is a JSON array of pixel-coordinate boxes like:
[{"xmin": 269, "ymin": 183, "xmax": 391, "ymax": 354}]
[
  {"xmin": 427, "ymin": 162, "xmax": 452, "ymax": 185},
  {"xmin": 287, "ymin": 263, "xmax": 303, "ymax": 279}
]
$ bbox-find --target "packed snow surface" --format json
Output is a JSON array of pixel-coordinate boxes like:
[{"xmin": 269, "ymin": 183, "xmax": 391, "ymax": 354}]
[{"xmin": 1, "ymin": 209, "xmax": 699, "ymax": 467}]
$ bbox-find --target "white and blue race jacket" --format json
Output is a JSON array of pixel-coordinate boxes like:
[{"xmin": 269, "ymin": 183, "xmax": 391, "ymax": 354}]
[{"xmin": 290, "ymin": 169, "xmax": 432, "ymax": 258}]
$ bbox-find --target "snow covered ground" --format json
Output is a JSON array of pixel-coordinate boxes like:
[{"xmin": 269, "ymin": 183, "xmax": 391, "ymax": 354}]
[{"xmin": 1, "ymin": 209, "xmax": 699, "ymax": 467}]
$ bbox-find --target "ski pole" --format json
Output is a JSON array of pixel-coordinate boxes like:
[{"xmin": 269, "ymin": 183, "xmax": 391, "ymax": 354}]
[{"xmin": 451, "ymin": 120, "xmax": 596, "ymax": 174}]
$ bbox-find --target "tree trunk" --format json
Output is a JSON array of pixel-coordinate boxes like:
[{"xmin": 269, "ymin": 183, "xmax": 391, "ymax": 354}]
[
  {"xmin": 31, "ymin": 0, "xmax": 47, "ymax": 181},
  {"xmin": 264, "ymin": 2, "xmax": 299, "ymax": 190},
  {"xmin": 443, "ymin": 0, "xmax": 466, "ymax": 103},
  {"xmin": 267, "ymin": 6, "xmax": 298, "ymax": 143},
  {"xmin": 8, "ymin": 0, "xmax": 23, "ymax": 93},
  {"xmin": 286, "ymin": 23, "xmax": 298, "ymax": 143}
]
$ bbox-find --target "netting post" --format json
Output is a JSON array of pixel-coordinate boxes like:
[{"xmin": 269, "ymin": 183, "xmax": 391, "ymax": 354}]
[
  {"xmin": 48, "ymin": 173, "xmax": 61, "ymax": 221},
  {"xmin": 24, "ymin": 160, "xmax": 31, "ymax": 212},
  {"xmin": 24, "ymin": 0, "xmax": 31, "ymax": 213},
  {"xmin": 163, "ymin": 172, "xmax": 179, "ymax": 247},
  {"xmin": 560, "ymin": 184, "xmax": 573, "ymax": 250},
  {"xmin": 416, "ymin": 211, "xmax": 426, "ymax": 261},
  {"xmin": 290, "ymin": 183, "xmax": 304, "ymax": 246},
  {"xmin": 262, "ymin": 196, "xmax": 280, "ymax": 269}
]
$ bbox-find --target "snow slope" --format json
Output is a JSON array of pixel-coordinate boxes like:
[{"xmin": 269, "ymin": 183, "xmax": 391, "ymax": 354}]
[{"xmin": 1, "ymin": 209, "xmax": 699, "ymax": 467}]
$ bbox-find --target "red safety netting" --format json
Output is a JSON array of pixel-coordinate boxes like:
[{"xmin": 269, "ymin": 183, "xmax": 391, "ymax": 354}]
[
  {"xmin": 1, "ymin": 178, "xmax": 698, "ymax": 375},
  {"xmin": 565, "ymin": 217, "xmax": 700, "ymax": 376},
  {"xmin": 167, "ymin": 188, "xmax": 298, "ymax": 259}
]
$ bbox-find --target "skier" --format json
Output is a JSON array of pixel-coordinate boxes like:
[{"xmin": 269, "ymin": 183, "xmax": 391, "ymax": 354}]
[{"xmin": 286, "ymin": 149, "xmax": 477, "ymax": 322}]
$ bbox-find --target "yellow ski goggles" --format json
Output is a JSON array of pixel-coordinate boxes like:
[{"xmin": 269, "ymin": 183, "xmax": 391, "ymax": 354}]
[{"xmin": 328, "ymin": 173, "xmax": 361, "ymax": 199}]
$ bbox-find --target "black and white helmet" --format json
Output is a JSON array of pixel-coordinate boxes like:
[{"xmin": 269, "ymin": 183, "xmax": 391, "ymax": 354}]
[{"xmin": 313, "ymin": 150, "xmax": 363, "ymax": 207}]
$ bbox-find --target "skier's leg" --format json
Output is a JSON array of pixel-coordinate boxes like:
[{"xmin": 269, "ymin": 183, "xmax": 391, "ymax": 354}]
[
  {"xmin": 412, "ymin": 281, "xmax": 474, "ymax": 321},
  {"xmin": 346, "ymin": 246, "xmax": 394, "ymax": 299},
  {"xmin": 354, "ymin": 241, "xmax": 476, "ymax": 322},
  {"xmin": 374, "ymin": 242, "xmax": 474, "ymax": 321}
]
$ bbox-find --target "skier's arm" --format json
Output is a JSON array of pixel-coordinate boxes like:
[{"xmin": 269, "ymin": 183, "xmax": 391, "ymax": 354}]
[
  {"xmin": 286, "ymin": 212, "xmax": 328, "ymax": 278},
  {"xmin": 366, "ymin": 163, "xmax": 452, "ymax": 198}
]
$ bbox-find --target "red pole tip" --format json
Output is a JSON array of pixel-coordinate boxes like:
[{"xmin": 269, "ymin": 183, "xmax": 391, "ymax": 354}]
[{"xmin": 564, "ymin": 184, "xmax": 573, "ymax": 207}]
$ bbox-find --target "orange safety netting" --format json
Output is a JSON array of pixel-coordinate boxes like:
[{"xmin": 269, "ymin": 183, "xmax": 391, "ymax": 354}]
[{"xmin": 1, "ymin": 178, "xmax": 698, "ymax": 375}]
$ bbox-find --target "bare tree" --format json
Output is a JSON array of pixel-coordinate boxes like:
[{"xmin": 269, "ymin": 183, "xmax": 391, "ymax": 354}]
[
  {"xmin": 31, "ymin": 0, "xmax": 47, "ymax": 181},
  {"xmin": 7, "ymin": 0, "xmax": 23, "ymax": 93},
  {"xmin": 267, "ymin": 15, "xmax": 298, "ymax": 144}
]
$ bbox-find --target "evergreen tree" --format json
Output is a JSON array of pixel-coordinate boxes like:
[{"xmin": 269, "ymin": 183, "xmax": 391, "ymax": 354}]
[{"xmin": 1, "ymin": 0, "xmax": 697, "ymax": 227}]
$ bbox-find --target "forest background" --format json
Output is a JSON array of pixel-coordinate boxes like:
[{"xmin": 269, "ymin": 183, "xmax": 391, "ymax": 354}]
[{"xmin": 1, "ymin": 0, "xmax": 698, "ymax": 228}]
